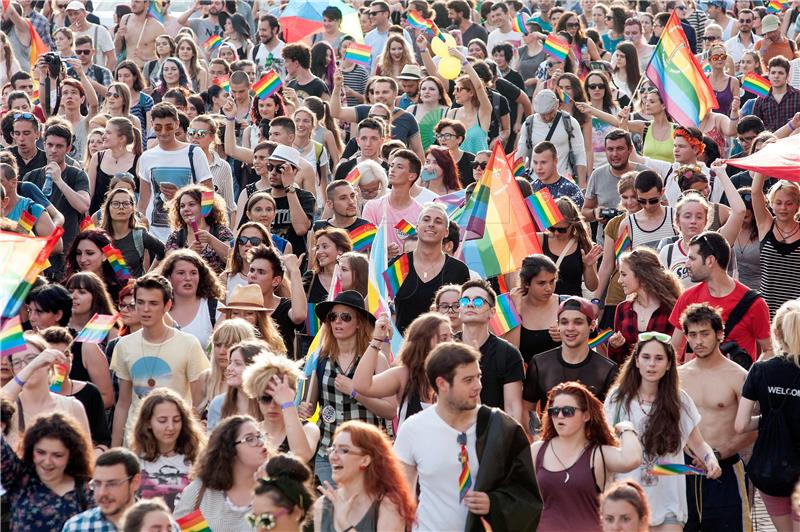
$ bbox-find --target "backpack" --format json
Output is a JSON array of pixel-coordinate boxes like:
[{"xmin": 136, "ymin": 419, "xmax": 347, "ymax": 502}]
[
  {"xmin": 525, "ymin": 110, "xmax": 578, "ymax": 178},
  {"xmin": 719, "ymin": 289, "xmax": 760, "ymax": 370}
]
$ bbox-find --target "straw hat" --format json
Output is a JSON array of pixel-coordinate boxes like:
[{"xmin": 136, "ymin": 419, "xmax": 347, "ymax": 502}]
[{"xmin": 218, "ymin": 284, "xmax": 269, "ymax": 312}]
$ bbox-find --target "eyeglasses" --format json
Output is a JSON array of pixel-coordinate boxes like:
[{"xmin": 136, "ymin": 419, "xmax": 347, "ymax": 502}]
[
  {"xmin": 367, "ymin": 9, "xmax": 387, "ymax": 16},
  {"xmin": 459, "ymin": 296, "xmax": 488, "ymax": 308},
  {"xmin": 437, "ymin": 303, "xmax": 460, "ymax": 313},
  {"xmin": 74, "ymin": 49, "xmax": 92, "ymax": 55},
  {"xmin": 702, "ymin": 36, "xmax": 720, "ymax": 41},
  {"xmin": 259, "ymin": 394, "xmax": 274, "ymax": 404},
  {"xmin": 472, "ymin": 161, "xmax": 488, "ymax": 170},
  {"xmin": 548, "ymin": 226, "xmax": 569, "ymax": 233},
  {"xmin": 237, "ymin": 235, "xmax": 263, "ymax": 246},
  {"xmin": 326, "ymin": 311, "xmax": 353, "ymax": 323},
  {"xmin": 246, "ymin": 509, "xmax": 290, "ymax": 530},
  {"xmin": 267, "ymin": 163, "xmax": 285, "ymax": 173},
  {"xmin": 710, "ymin": 53, "xmax": 727, "ymax": 61},
  {"xmin": 235, "ymin": 432, "xmax": 266, "ymax": 447},
  {"xmin": 638, "ymin": 331, "xmax": 671, "ymax": 343},
  {"xmin": 327, "ymin": 445, "xmax": 365, "ymax": 456},
  {"xmin": 637, "ymin": 197, "xmax": 661, "ymax": 205},
  {"xmin": 435, "ymin": 133, "xmax": 456, "ymax": 141},
  {"xmin": 10, "ymin": 354, "xmax": 37, "ymax": 371},
  {"xmin": 13, "ymin": 112, "xmax": 34, "ymax": 121},
  {"xmin": 110, "ymin": 200, "xmax": 133, "ymax": 209},
  {"xmin": 89, "ymin": 476, "xmax": 132, "ymax": 490},
  {"xmin": 547, "ymin": 405, "xmax": 584, "ymax": 418},
  {"xmin": 187, "ymin": 128, "xmax": 209, "ymax": 138},
  {"xmin": 153, "ymin": 123, "xmax": 175, "ymax": 132},
  {"xmin": 118, "ymin": 302, "xmax": 135, "ymax": 311},
  {"xmin": 587, "ymin": 83, "xmax": 604, "ymax": 90}
]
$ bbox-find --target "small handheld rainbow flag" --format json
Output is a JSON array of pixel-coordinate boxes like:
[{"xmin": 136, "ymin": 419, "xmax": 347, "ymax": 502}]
[
  {"xmin": 383, "ymin": 253, "xmax": 410, "ymax": 299},
  {"xmin": 147, "ymin": 0, "xmax": 164, "ymax": 23},
  {"xmin": 511, "ymin": 13, "xmax": 529, "ymax": 35},
  {"xmin": 525, "ymin": 189, "xmax": 564, "ymax": 231},
  {"xmin": 345, "ymin": 166, "xmax": 361, "ymax": 185},
  {"xmin": 767, "ymin": 0, "xmax": 790, "ymax": 13},
  {"xmin": 506, "ymin": 151, "xmax": 525, "ymax": 177},
  {"xmin": 742, "ymin": 72, "xmax": 771, "ymax": 98},
  {"xmin": 212, "ymin": 75, "xmax": 230, "ymax": 93},
  {"xmin": 489, "ymin": 292, "xmax": 521, "ymax": 336},
  {"xmin": 0, "ymin": 317, "xmax": 26, "ymax": 357},
  {"xmin": 306, "ymin": 303, "xmax": 320, "ymax": 336},
  {"xmin": 79, "ymin": 216, "xmax": 96, "ymax": 232},
  {"xmin": 559, "ymin": 88, "xmax": 570, "ymax": 105},
  {"xmin": 102, "ymin": 245, "xmax": 131, "ymax": 281},
  {"xmin": 253, "ymin": 69, "xmax": 282, "ymax": 100},
  {"xmin": 614, "ymin": 225, "xmax": 632, "ymax": 261},
  {"xmin": 49, "ymin": 363, "xmax": 68, "ymax": 393},
  {"xmin": 544, "ymin": 34, "xmax": 570, "ymax": 62},
  {"xmin": 649, "ymin": 463, "xmax": 705, "ymax": 476},
  {"xmin": 203, "ymin": 34, "xmax": 223, "ymax": 52},
  {"xmin": 588, "ymin": 328, "xmax": 613, "ymax": 349},
  {"xmin": 344, "ymin": 43, "xmax": 372, "ymax": 67},
  {"xmin": 74, "ymin": 313, "xmax": 119, "ymax": 344},
  {"xmin": 349, "ymin": 223, "xmax": 377, "ymax": 252},
  {"xmin": 18, "ymin": 210, "xmax": 37, "ymax": 234},
  {"xmin": 176, "ymin": 509, "xmax": 211, "ymax": 532},
  {"xmin": 406, "ymin": 10, "xmax": 433, "ymax": 31},
  {"xmin": 395, "ymin": 219, "xmax": 417, "ymax": 238},
  {"xmin": 200, "ymin": 190, "xmax": 214, "ymax": 217}
]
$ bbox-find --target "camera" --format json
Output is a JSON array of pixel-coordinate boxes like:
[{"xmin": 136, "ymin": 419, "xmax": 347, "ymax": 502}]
[
  {"xmin": 41, "ymin": 52, "xmax": 64, "ymax": 79},
  {"xmin": 599, "ymin": 207, "xmax": 623, "ymax": 220}
]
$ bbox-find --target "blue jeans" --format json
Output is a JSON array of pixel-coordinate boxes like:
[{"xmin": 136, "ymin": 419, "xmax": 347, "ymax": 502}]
[{"xmin": 315, "ymin": 453, "xmax": 333, "ymax": 485}]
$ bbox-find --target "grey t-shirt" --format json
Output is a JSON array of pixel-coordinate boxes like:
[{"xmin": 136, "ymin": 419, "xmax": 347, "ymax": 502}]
[{"xmin": 586, "ymin": 163, "xmax": 648, "ymax": 208}]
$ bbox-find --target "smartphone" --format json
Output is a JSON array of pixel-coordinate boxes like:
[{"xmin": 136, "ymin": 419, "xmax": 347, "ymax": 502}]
[{"xmin": 590, "ymin": 61, "xmax": 607, "ymax": 72}]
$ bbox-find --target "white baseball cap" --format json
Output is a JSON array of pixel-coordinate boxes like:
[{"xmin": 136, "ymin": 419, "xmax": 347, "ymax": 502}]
[{"xmin": 269, "ymin": 145, "xmax": 301, "ymax": 168}]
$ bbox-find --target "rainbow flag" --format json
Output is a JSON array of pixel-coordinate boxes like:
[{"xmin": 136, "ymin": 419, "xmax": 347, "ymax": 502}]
[
  {"xmin": 366, "ymin": 216, "xmax": 403, "ymax": 356},
  {"xmin": 525, "ymin": 189, "xmax": 564, "ymax": 231},
  {"xmin": 645, "ymin": 12, "xmax": 718, "ymax": 127},
  {"xmin": 559, "ymin": 89, "xmax": 570, "ymax": 105},
  {"xmin": 49, "ymin": 363, "xmax": 68, "ymax": 392},
  {"xmin": 102, "ymin": 244, "xmax": 131, "ymax": 281},
  {"xmin": 507, "ymin": 150, "xmax": 525, "ymax": 177},
  {"xmin": 18, "ymin": 210, "xmax": 36, "ymax": 234},
  {"xmin": 406, "ymin": 10, "xmax": 433, "ymax": 30},
  {"xmin": 253, "ymin": 70, "xmax": 282, "ymax": 100},
  {"xmin": 176, "ymin": 509, "xmax": 211, "ymax": 532},
  {"xmin": 200, "ymin": 190, "xmax": 214, "ymax": 217},
  {"xmin": 588, "ymin": 328, "xmax": 613, "ymax": 349},
  {"xmin": 203, "ymin": 34, "xmax": 223, "ymax": 52},
  {"xmin": 74, "ymin": 313, "xmax": 119, "ymax": 344},
  {"xmin": 382, "ymin": 253, "xmax": 410, "ymax": 299},
  {"xmin": 212, "ymin": 75, "xmax": 230, "ymax": 93},
  {"xmin": 147, "ymin": 0, "xmax": 164, "ymax": 22},
  {"xmin": 345, "ymin": 166, "xmax": 361, "ymax": 184},
  {"xmin": 79, "ymin": 216, "xmax": 96, "ymax": 232},
  {"xmin": 767, "ymin": 0, "xmax": 790, "ymax": 12},
  {"xmin": 0, "ymin": 317, "xmax": 26, "ymax": 357},
  {"xmin": 344, "ymin": 43, "xmax": 372, "ymax": 67},
  {"xmin": 458, "ymin": 144, "xmax": 542, "ymax": 278},
  {"xmin": 395, "ymin": 219, "xmax": 417, "ymax": 238},
  {"xmin": 28, "ymin": 21, "xmax": 48, "ymax": 69},
  {"xmin": 306, "ymin": 303, "xmax": 320, "ymax": 336},
  {"xmin": 1, "ymin": 227, "xmax": 64, "ymax": 318},
  {"xmin": 614, "ymin": 225, "xmax": 632, "ymax": 260},
  {"xmin": 511, "ymin": 13, "xmax": 529, "ymax": 35},
  {"xmin": 349, "ymin": 223, "xmax": 377, "ymax": 252},
  {"xmin": 489, "ymin": 292, "xmax": 521, "ymax": 336},
  {"xmin": 649, "ymin": 463, "xmax": 705, "ymax": 476},
  {"xmin": 742, "ymin": 72, "xmax": 771, "ymax": 98},
  {"xmin": 543, "ymin": 34, "xmax": 569, "ymax": 62},
  {"xmin": 31, "ymin": 82, "xmax": 39, "ymax": 106},
  {"xmin": 434, "ymin": 190, "xmax": 467, "ymax": 216},
  {"xmin": 458, "ymin": 169, "xmax": 491, "ymax": 239}
]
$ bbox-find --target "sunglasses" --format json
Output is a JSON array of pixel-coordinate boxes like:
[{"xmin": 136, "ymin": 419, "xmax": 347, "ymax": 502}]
[
  {"xmin": 587, "ymin": 83, "xmax": 604, "ymax": 90},
  {"xmin": 548, "ymin": 226, "xmax": 569, "ymax": 233},
  {"xmin": 238, "ymin": 235, "xmax": 263, "ymax": 246},
  {"xmin": 153, "ymin": 123, "xmax": 175, "ymax": 132},
  {"xmin": 638, "ymin": 331, "xmax": 671, "ymax": 343},
  {"xmin": 472, "ymin": 161, "xmax": 488, "ymax": 170},
  {"xmin": 710, "ymin": 53, "xmax": 727, "ymax": 61},
  {"xmin": 547, "ymin": 405, "xmax": 584, "ymax": 418},
  {"xmin": 637, "ymin": 197, "xmax": 661, "ymax": 205},
  {"xmin": 247, "ymin": 509, "xmax": 290, "ymax": 530},
  {"xmin": 187, "ymin": 128, "xmax": 209, "ymax": 138},
  {"xmin": 106, "ymin": 92, "xmax": 120, "ymax": 98},
  {"xmin": 267, "ymin": 163, "xmax": 285, "ymax": 173},
  {"xmin": 459, "ymin": 296, "xmax": 488, "ymax": 308},
  {"xmin": 118, "ymin": 302, "xmax": 135, "ymax": 311},
  {"xmin": 259, "ymin": 395, "xmax": 274, "ymax": 404},
  {"xmin": 75, "ymin": 49, "xmax": 92, "ymax": 55},
  {"xmin": 326, "ymin": 311, "xmax": 353, "ymax": 323},
  {"xmin": 367, "ymin": 10, "xmax": 387, "ymax": 16},
  {"xmin": 740, "ymin": 193, "xmax": 752, "ymax": 203},
  {"xmin": 566, "ymin": 21, "xmax": 580, "ymax": 28},
  {"xmin": 702, "ymin": 36, "xmax": 720, "ymax": 41},
  {"xmin": 13, "ymin": 112, "xmax": 34, "ymax": 121}
]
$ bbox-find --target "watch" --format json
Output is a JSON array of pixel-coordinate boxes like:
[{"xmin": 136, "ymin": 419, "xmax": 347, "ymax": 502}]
[{"xmin": 286, "ymin": 184, "xmax": 297, "ymax": 194}]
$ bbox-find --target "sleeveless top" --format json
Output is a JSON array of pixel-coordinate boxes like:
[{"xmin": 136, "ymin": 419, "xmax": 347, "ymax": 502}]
[
  {"xmin": 174, "ymin": 298, "xmax": 214, "ymax": 349},
  {"xmin": 69, "ymin": 340, "xmax": 92, "ymax": 383},
  {"xmin": 759, "ymin": 222, "xmax": 800, "ymax": 316},
  {"xmin": 320, "ymin": 497, "xmax": 380, "ymax": 532},
  {"xmin": 92, "ymin": 151, "xmax": 140, "ymax": 212},
  {"xmin": 734, "ymin": 237, "xmax": 761, "ymax": 290},
  {"xmin": 397, "ymin": 386, "xmax": 429, "ymax": 428},
  {"xmin": 461, "ymin": 120, "xmax": 489, "ymax": 154},
  {"xmin": 519, "ymin": 326, "xmax": 560, "ymax": 365},
  {"xmin": 412, "ymin": 105, "xmax": 445, "ymax": 152},
  {"xmin": 713, "ymin": 77, "xmax": 734, "ymax": 117},
  {"xmin": 643, "ymin": 124, "xmax": 674, "ymax": 162},
  {"xmin": 542, "ymin": 234, "xmax": 584, "ymax": 296},
  {"xmin": 706, "ymin": 126, "xmax": 727, "ymax": 157},
  {"xmin": 535, "ymin": 441, "xmax": 603, "ymax": 532},
  {"xmin": 629, "ymin": 207, "xmax": 678, "ymax": 250}
]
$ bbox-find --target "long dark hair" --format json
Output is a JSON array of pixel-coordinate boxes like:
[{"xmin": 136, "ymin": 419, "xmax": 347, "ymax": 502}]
[
  {"xmin": 156, "ymin": 58, "xmax": 191, "ymax": 96},
  {"xmin": 541, "ymin": 381, "xmax": 618, "ymax": 445},
  {"xmin": 614, "ymin": 41, "xmax": 641, "ymax": 96},
  {"xmin": 63, "ymin": 229, "xmax": 119, "ymax": 289},
  {"xmin": 559, "ymin": 72, "xmax": 588, "ymax": 125},
  {"xmin": 555, "ymin": 11, "xmax": 588, "ymax": 45},
  {"xmin": 583, "ymin": 70, "xmax": 615, "ymax": 113},
  {"xmin": 619, "ymin": 248, "xmax": 682, "ymax": 309},
  {"xmin": 65, "ymin": 271, "xmax": 118, "ymax": 317},
  {"xmin": 193, "ymin": 415, "xmax": 256, "ymax": 490},
  {"xmin": 610, "ymin": 338, "xmax": 683, "ymax": 456},
  {"xmin": 427, "ymin": 146, "xmax": 462, "ymax": 191},
  {"xmin": 397, "ymin": 313, "xmax": 449, "ymax": 403}
]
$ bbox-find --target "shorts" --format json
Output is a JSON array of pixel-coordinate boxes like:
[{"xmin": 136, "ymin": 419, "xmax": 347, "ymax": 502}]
[
  {"xmin": 685, "ymin": 453, "xmax": 750, "ymax": 532},
  {"xmin": 760, "ymin": 492, "xmax": 793, "ymax": 518}
]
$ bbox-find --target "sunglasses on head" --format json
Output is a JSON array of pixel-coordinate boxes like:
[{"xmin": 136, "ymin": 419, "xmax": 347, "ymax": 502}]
[
  {"xmin": 547, "ymin": 405, "xmax": 584, "ymax": 418},
  {"xmin": 237, "ymin": 235, "xmax": 263, "ymax": 246},
  {"xmin": 326, "ymin": 311, "xmax": 353, "ymax": 323},
  {"xmin": 13, "ymin": 112, "xmax": 34, "ymax": 121},
  {"xmin": 637, "ymin": 197, "xmax": 661, "ymax": 205},
  {"xmin": 638, "ymin": 331, "xmax": 671, "ymax": 343}
]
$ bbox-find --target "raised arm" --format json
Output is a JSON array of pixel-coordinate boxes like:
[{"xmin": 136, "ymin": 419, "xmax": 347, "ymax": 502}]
[
  {"xmin": 330, "ymin": 69, "xmax": 358, "ymax": 123},
  {"xmin": 353, "ymin": 315, "xmax": 404, "ymax": 398},
  {"xmin": 711, "ymin": 161, "xmax": 746, "ymax": 245},
  {"xmin": 750, "ymin": 171, "xmax": 773, "ymax": 240},
  {"xmin": 222, "ymin": 97, "xmax": 254, "ymax": 163},
  {"xmin": 281, "ymin": 253, "xmax": 308, "ymax": 325}
]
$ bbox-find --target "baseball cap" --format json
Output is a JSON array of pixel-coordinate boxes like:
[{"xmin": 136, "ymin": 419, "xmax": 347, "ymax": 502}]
[
  {"xmin": 558, "ymin": 297, "xmax": 598, "ymax": 321},
  {"xmin": 761, "ymin": 14, "xmax": 780, "ymax": 33},
  {"xmin": 534, "ymin": 89, "xmax": 559, "ymax": 114},
  {"xmin": 269, "ymin": 144, "xmax": 301, "ymax": 168}
]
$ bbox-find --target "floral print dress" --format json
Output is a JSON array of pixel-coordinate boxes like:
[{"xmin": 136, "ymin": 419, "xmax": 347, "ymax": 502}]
[{"xmin": 1, "ymin": 439, "xmax": 95, "ymax": 531}]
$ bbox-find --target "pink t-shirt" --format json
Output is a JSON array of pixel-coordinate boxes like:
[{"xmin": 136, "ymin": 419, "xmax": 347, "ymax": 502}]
[{"xmin": 361, "ymin": 195, "xmax": 423, "ymax": 249}]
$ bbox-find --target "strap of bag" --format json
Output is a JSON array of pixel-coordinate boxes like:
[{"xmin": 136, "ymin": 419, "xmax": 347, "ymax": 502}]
[
  {"xmin": 554, "ymin": 238, "xmax": 576, "ymax": 270},
  {"xmin": 544, "ymin": 111, "xmax": 563, "ymax": 142},
  {"xmin": 724, "ymin": 289, "xmax": 760, "ymax": 337},
  {"xmin": 188, "ymin": 144, "xmax": 197, "ymax": 183},
  {"xmin": 562, "ymin": 112, "xmax": 578, "ymax": 178},
  {"xmin": 193, "ymin": 484, "xmax": 207, "ymax": 511}
]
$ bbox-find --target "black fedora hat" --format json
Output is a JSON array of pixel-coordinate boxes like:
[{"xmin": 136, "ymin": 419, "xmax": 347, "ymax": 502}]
[{"xmin": 315, "ymin": 290, "xmax": 376, "ymax": 325}]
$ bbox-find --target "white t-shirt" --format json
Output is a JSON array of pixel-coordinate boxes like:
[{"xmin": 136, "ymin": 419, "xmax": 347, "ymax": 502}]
[
  {"xmin": 73, "ymin": 24, "xmax": 115, "ymax": 69},
  {"xmin": 173, "ymin": 297, "xmax": 214, "ymax": 350},
  {"xmin": 413, "ymin": 187, "xmax": 439, "ymax": 204},
  {"xmin": 659, "ymin": 239, "xmax": 693, "ymax": 287},
  {"xmin": 394, "ymin": 407, "xmax": 480, "ymax": 532},
  {"xmin": 361, "ymin": 195, "xmax": 423, "ymax": 249},
  {"xmin": 138, "ymin": 143, "xmax": 213, "ymax": 241},
  {"xmin": 487, "ymin": 29, "xmax": 524, "ymax": 54}
]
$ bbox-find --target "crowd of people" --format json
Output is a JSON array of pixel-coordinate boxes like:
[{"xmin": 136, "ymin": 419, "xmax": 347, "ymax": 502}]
[{"xmin": 2, "ymin": 0, "xmax": 800, "ymax": 529}]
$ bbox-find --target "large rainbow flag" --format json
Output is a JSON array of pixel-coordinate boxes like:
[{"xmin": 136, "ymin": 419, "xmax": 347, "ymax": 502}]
[
  {"xmin": 457, "ymin": 145, "xmax": 541, "ymax": 278},
  {"xmin": 645, "ymin": 12, "xmax": 718, "ymax": 127},
  {"xmin": 1, "ymin": 228, "xmax": 64, "ymax": 318}
]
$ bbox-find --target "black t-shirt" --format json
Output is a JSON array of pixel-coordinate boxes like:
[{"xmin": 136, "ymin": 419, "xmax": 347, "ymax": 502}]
[
  {"xmin": 114, "ymin": 228, "xmax": 166, "ymax": 278},
  {"xmin": 475, "ymin": 333, "xmax": 525, "ymax": 410},
  {"xmin": 494, "ymin": 78, "xmax": 522, "ymax": 130},
  {"xmin": 312, "ymin": 216, "xmax": 372, "ymax": 233},
  {"xmin": 393, "ymin": 253, "xmax": 470, "ymax": 333},
  {"xmin": 455, "ymin": 150, "xmax": 476, "ymax": 187},
  {"xmin": 487, "ymin": 89, "xmax": 510, "ymax": 145},
  {"xmin": 302, "ymin": 271, "xmax": 329, "ymax": 305},
  {"xmin": 288, "ymin": 77, "xmax": 330, "ymax": 100},
  {"xmin": 10, "ymin": 146, "xmax": 48, "ymax": 179},
  {"xmin": 354, "ymin": 105, "xmax": 420, "ymax": 145},
  {"xmin": 271, "ymin": 189, "xmax": 316, "ymax": 257},
  {"xmin": 448, "ymin": 22, "xmax": 489, "ymax": 45},
  {"xmin": 523, "ymin": 346, "xmax": 618, "ymax": 408},
  {"xmin": 73, "ymin": 381, "xmax": 111, "ymax": 447},
  {"xmin": 742, "ymin": 356, "xmax": 800, "ymax": 445},
  {"xmin": 272, "ymin": 297, "xmax": 301, "ymax": 359}
]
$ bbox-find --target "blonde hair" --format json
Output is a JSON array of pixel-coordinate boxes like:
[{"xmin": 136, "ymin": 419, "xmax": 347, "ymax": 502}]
[
  {"xmin": 772, "ymin": 300, "xmax": 800, "ymax": 366},
  {"xmin": 205, "ymin": 318, "xmax": 258, "ymax": 406},
  {"xmin": 674, "ymin": 190, "xmax": 712, "ymax": 233},
  {"xmin": 242, "ymin": 352, "xmax": 302, "ymax": 399},
  {"xmin": 767, "ymin": 180, "xmax": 800, "ymax": 218}
]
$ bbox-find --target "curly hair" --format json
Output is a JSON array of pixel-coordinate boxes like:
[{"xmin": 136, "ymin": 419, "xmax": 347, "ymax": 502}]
[
  {"xmin": 540, "ymin": 381, "xmax": 618, "ymax": 445},
  {"xmin": 254, "ymin": 454, "xmax": 315, "ymax": 522},
  {"xmin": 157, "ymin": 248, "xmax": 225, "ymax": 300},
  {"xmin": 249, "ymin": 91, "xmax": 285, "ymax": 124},
  {"xmin": 22, "ymin": 412, "xmax": 93, "ymax": 482},
  {"xmin": 335, "ymin": 421, "xmax": 417, "ymax": 529},
  {"xmin": 193, "ymin": 415, "xmax": 257, "ymax": 490},
  {"xmin": 242, "ymin": 351, "xmax": 302, "ymax": 400},
  {"xmin": 396, "ymin": 312, "xmax": 448, "ymax": 404},
  {"xmin": 618, "ymin": 248, "xmax": 681, "ymax": 309},
  {"xmin": 130, "ymin": 388, "xmax": 206, "ymax": 463},
  {"xmin": 168, "ymin": 184, "xmax": 229, "ymax": 231}
]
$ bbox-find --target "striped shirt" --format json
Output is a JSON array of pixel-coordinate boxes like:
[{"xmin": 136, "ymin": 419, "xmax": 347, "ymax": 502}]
[
  {"xmin": 759, "ymin": 228, "xmax": 800, "ymax": 317},
  {"xmin": 341, "ymin": 65, "xmax": 369, "ymax": 106}
]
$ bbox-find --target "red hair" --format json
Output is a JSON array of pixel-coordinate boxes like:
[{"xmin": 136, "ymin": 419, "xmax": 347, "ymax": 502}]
[
  {"xmin": 336, "ymin": 421, "xmax": 416, "ymax": 529},
  {"xmin": 541, "ymin": 381, "xmax": 618, "ymax": 446},
  {"xmin": 427, "ymin": 146, "xmax": 462, "ymax": 191}
]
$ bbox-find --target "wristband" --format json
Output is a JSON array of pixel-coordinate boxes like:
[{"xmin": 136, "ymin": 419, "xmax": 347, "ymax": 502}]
[
  {"xmin": 13, "ymin": 375, "xmax": 25, "ymax": 387},
  {"xmin": 369, "ymin": 342, "xmax": 382, "ymax": 350},
  {"xmin": 224, "ymin": 115, "xmax": 236, "ymax": 121},
  {"xmin": 790, "ymin": 121, "xmax": 797, "ymax": 132},
  {"xmin": 350, "ymin": 390, "xmax": 358, "ymax": 399},
  {"xmin": 280, "ymin": 401, "xmax": 295, "ymax": 411}
]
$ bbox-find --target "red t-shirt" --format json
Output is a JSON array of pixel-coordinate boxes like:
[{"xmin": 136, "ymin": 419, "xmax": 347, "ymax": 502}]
[{"xmin": 669, "ymin": 280, "xmax": 771, "ymax": 360}]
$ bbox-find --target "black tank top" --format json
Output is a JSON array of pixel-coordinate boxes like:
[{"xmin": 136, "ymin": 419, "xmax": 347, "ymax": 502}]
[
  {"xmin": 91, "ymin": 151, "xmax": 140, "ymax": 213},
  {"xmin": 519, "ymin": 326, "xmax": 561, "ymax": 365},
  {"xmin": 542, "ymin": 234, "xmax": 584, "ymax": 296}
]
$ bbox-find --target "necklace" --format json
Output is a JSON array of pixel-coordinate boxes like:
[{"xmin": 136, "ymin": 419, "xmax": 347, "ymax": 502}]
[
  {"xmin": 775, "ymin": 222, "xmax": 800, "ymax": 242},
  {"xmin": 549, "ymin": 441, "xmax": 589, "ymax": 484},
  {"xmin": 637, "ymin": 393, "xmax": 654, "ymax": 416},
  {"xmin": 141, "ymin": 328, "xmax": 171, "ymax": 388}
]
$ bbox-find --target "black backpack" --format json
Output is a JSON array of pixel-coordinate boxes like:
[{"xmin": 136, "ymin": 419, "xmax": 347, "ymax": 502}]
[{"xmin": 719, "ymin": 289, "xmax": 760, "ymax": 370}]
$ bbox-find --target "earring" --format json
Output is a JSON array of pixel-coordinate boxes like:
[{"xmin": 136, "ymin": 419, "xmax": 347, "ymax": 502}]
[{"xmin": 358, "ymin": 464, "xmax": 367, "ymax": 471}]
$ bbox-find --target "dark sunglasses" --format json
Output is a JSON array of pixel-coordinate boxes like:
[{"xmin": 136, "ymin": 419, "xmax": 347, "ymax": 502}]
[
  {"xmin": 74, "ymin": 49, "xmax": 92, "ymax": 55},
  {"xmin": 702, "ymin": 36, "xmax": 720, "ymax": 41},
  {"xmin": 548, "ymin": 226, "xmax": 569, "ymax": 233},
  {"xmin": 587, "ymin": 83, "xmax": 604, "ymax": 90},
  {"xmin": 740, "ymin": 193, "xmax": 752, "ymax": 204},
  {"xmin": 238, "ymin": 235, "xmax": 263, "ymax": 246},
  {"xmin": 637, "ymin": 197, "xmax": 661, "ymax": 205},
  {"xmin": 326, "ymin": 311, "xmax": 353, "ymax": 323},
  {"xmin": 259, "ymin": 395, "xmax": 274, "ymax": 404},
  {"xmin": 472, "ymin": 161, "xmax": 488, "ymax": 170},
  {"xmin": 566, "ymin": 21, "xmax": 580, "ymax": 28},
  {"xmin": 547, "ymin": 405, "xmax": 584, "ymax": 418},
  {"xmin": 267, "ymin": 163, "xmax": 285, "ymax": 173},
  {"xmin": 367, "ymin": 9, "xmax": 387, "ymax": 16}
]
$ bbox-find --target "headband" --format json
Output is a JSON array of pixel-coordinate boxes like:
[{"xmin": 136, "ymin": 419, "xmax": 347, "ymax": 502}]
[{"xmin": 673, "ymin": 128, "xmax": 705, "ymax": 155}]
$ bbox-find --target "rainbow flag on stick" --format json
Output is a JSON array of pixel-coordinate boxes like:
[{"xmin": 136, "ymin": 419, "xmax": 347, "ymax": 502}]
[
  {"xmin": 306, "ymin": 303, "xmax": 320, "ymax": 336},
  {"xmin": 213, "ymin": 75, "xmax": 230, "ymax": 93},
  {"xmin": 365, "ymin": 216, "xmax": 404, "ymax": 357},
  {"xmin": 395, "ymin": 219, "xmax": 417, "ymax": 238},
  {"xmin": 49, "ymin": 363, "xmax": 68, "ymax": 392},
  {"xmin": 525, "ymin": 189, "xmax": 564, "ymax": 231},
  {"xmin": 406, "ymin": 10, "xmax": 433, "ymax": 30},
  {"xmin": 742, "ymin": 72, "xmax": 771, "ymax": 98},
  {"xmin": 649, "ymin": 463, "xmax": 705, "ymax": 476},
  {"xmin": 27, "ymin": 21, "xmax": 48, "ymax": 69},
  {"xmin": 645, "ymin": 12, "xmax": 718, "ymax": 127},
  {"xmin": 147, "ymin": 0, "xmax": 164, "ymax": 23},
  {"xmin": 349, "ymin": 223, "xmax": 377, "ymax": 252},
  {"xmin": 588, "ymin": 328, "xmax": 613, "ymax": 349},
  {"xmin": 18, "ymin": 211, "xmax": 36, "ymax": 234},
  {"xmin": 0, "ymin": 317, "xmax": 26, "ymax": 357},
  {"xmin": 203, "ymin": 34, "xmax": 222, "ymax": 52},
  {"xmin": 383, "ymin": 253, "xmax": 410, "ymax": 299},
  {"xmin": 1, "ymin": 227, "xmax": 64, "ymax": 318},
  {"xmin": 543, "ymin": 34, "xmax": 569, "ymax": 62},
  {"xmin": 176, "ymin": 509, "xmax": 212, "ymax": 532},
  {"xmin": 614, "ymin": 225, "xmax": 632, "ymax": 260},
  {"xmin": 200, "ymin": 190, "xmax": 214, "ymax": 217},
  {"xmin": 79, "ymin": 216, "xmax": 96, "ymax": 232},
  {"xmin": 102, "ymin": 245, "xmax": 131, "ymax": 281},
  {"xmin": 434, "ymin": 190, "xmax": 467, "ymax": 215},
  {"xmin": 74, "ymin": 313, "xmax": 119, "ymax": 344},
  {"xmin": 767, "ymin": 0, "xmax": 790, "ymax": 12},
  {"xmin": 344, "ymin": 43, "xmax": 372, "ymax": 67},
  {"xmin": 253, "ymin": 70, "xmax": 282, "ymax": 100},
  {"xmin": 345, "ymin": 166, "xmax": 361, "ymax": 185},
  {"xmin": 511, "ymin": 13, "xmax": 529, "ymax": 35},
  {"xmin": 489, "ymin": 292, "xmax": 521, "ymax": 336}
]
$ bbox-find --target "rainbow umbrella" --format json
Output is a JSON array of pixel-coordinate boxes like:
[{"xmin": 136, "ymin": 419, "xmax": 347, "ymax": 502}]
[{"xmin": 279, "ymin": 0, "xmax": 329, "ymax": 42}]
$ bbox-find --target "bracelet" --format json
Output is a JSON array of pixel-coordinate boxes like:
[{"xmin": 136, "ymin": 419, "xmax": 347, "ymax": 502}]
[
  {"xmin": 350, "ymin": 390, "xmax": 358, "ymax": 399},
  {"xmin": 280, "ymin": 401, "xmax": 295, "ymax": 411},
  {"xmin": 224, "ymin": 115, "xmax": 236, "ymax": 121},
  {"xmin": 13, "ymin": 375, "xmax": 25, "ymax": 387},
  {"xmin": 619, "ymin": 427, "xmax": 638, "ymax": 437},
  {"xmin": 790, "ymin": 121, "xmax": 797, "ymax": 132},
  {"xmin": 369, "ymin": 342, "xmax": 382, "ymax": 350}
]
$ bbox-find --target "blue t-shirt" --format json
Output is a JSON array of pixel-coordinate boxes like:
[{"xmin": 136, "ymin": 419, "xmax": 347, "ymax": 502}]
[
  {"xmin": 354, "ymin": 105, "xmax": 419, "ymax": 144},
  {"xmin": 532, "ymin": 177, "xmax": 585, "ymax": 208},
  {"xmin": 7, "ymin": 195, "xmax": 45, "ymax": 225}
]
